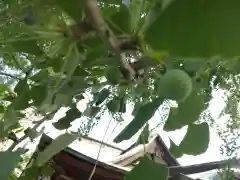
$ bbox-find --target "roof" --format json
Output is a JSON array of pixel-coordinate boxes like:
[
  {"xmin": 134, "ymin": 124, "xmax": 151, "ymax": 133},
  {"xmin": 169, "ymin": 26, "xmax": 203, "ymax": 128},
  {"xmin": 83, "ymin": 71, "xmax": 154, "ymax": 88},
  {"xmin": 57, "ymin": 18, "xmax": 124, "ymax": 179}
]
[{"xmin": 37, "ymin": 133, "xmax": 182, "ymax": 180}]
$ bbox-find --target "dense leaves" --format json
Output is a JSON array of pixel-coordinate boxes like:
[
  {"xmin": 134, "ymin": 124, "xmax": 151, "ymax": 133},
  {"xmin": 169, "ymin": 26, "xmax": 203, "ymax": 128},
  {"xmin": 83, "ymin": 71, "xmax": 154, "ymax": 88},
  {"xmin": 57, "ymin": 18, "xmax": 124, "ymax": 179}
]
[
  {"xmin": 145, "ymin": 0, "xmax": 240, "ymax": 57},
  {"xmin": 0, "ymin": 0, "xmax": 240, "ymax": 179}
]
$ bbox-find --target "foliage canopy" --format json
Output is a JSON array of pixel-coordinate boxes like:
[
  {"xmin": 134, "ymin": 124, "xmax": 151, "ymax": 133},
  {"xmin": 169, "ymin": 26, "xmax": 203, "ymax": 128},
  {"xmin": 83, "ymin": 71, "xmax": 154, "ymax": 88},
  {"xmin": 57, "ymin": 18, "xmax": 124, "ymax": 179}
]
[{"xmin": 0, "ymin": 0, "xmax": 240, "ymax": 179}]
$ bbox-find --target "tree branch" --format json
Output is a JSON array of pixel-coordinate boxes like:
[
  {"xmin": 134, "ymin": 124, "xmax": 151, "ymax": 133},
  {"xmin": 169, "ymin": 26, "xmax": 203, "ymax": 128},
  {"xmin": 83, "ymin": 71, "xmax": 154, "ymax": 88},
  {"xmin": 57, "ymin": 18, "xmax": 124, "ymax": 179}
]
[
  {"xmin": 83, "ymin": 0, "xmax": 136, "ymax": 80},
  {"xmin": 169, "ymin": 158, "xmax": 240, "ymax": 176}
]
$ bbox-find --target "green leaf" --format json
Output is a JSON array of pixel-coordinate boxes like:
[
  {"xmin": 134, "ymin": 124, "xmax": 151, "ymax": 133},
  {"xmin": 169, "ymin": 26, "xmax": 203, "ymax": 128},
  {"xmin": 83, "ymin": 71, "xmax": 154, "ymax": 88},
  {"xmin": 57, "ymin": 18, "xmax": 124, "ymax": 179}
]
[
  {"xmin": 35, "ymin": 133, "xmax": 78, "ymax": 166},
  {"xmin": 52, "ymin": 121, "xmax": 71, "ymax": 130},
  {"xmin": 0, "ymin": 104, "xmax": 5, "ymax": 113},
  {"xmin": 84, "ymin": 57, "xmax": 120, "ymax": 68},
  {"xmin": 94, "ymin": 88, "xmax": 110, "ymax": 106},
  {"xmin": 24, "ymin": 126, "xmax": 45, "ymax": 140},
  {"xmin": 53, "ymin": 107, "xmax": 82, "ymax": 130},
  {"xmin": 136, "ymin": 123, "xmax": 150, "ymax": 145},
  {"xmin": 107, "ymin": 97, "xmax": 120, "ymax": 113},
  {"xmin": 54, "ymin": 93, "xmax": 72, "ymax": 107},
  {"xmin": 55, "ymin": 0, "xmax": 83, "ymax": 21},
  {"xmin": 132, "ymin": 103, "xmax": 140, "ymax": 116},
  {"xmin": 169, "ymin": 139, "xmax": 183, "ymax": 158},
  {"xmin": 14, "ymin": 79, "xmax": 29, "ymax": 95},
  {"xmin": 18, "ymin": 166, "xmax": 41, "ymax": 180},
  {"xmin": 145, "ymin": 0, "xmax": 240, "ymax": 58},
  {"xmin": 108, "ymin": 4, "xmax": 131, "ymax": 34},
  {"xmin": 0, "ymin": 150, "xmax": 22, "ymax": 180},
  {"xmin": 100, "ymin": 0, "xmax": 122, "ymax": 4},
  {"xmin": 183, "ymin": 59, "xmax": 206, "ymax": 73},
  {"xmin": 30, "ymin": 84, "xmax": 48, "ymax": 106},
  {"xmin": 63, "ymin": 45, "xmax": 83, "ymax": 78},
  {"xmin": 9, "ymin": 35, "xmax": 42, "ymax": 55},
  {"xmin": 105, "ymin": 67, "xmax": 121, "ymax": 85},
  {"xmin": 84, "ymin": 45, "xmax": 109, "ymax": 67},
  {"xmin": 41, "ymin": 164, "xmax": 54, "ymax": 177},
  {"xmin": 130, "ymin": 0, "xmax": 145, "ymax": 33},
  {"xmin": 11, "ymin": 93, "xmax": 30, "ymax": 110},
  {"xmin": 0, "ymin": 121, "xmax": 8, "ymax": 138},
  {"xmin": 178, "ymin": 123, "xmax": 210, "ymax": 155},
  {"xmin": 119, "ymin": 96, "xmax": 126, "ymax": 113},
  {"xmin": 73, "ymin": 66, "xmax": 90, "ymax": 76},
  {"xmin": 125, "ymin": 156, "xmax": 168, "ymax": 180},
  {"xmin": 35, "ymin": 57, "xmax": 63, "ymax": 73},
  {"xmin": 164, "ymin": 92, "xmax": 205, "ymax": 131},
  {"xmin": 30, "ymin": 69, "xmax": 49, "ymax": 83},
  {"xmin": 59, "ymin": 76, "xmax": 89, "ymax": 95},
  {"xmin": 4, "ymin": 107, "xmax": 25, "ymax": 130},
  {"xmin": 114, "ymin": 97, "xmax": 164, "ymax": 143}
]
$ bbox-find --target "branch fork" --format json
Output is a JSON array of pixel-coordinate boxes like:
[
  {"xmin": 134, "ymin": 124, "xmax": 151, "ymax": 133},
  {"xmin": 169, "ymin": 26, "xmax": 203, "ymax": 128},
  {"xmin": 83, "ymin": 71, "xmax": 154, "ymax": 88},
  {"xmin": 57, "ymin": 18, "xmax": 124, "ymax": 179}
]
[{"xmin": 83, "ymin": 0, "xmax": 136, "ymax": 80}]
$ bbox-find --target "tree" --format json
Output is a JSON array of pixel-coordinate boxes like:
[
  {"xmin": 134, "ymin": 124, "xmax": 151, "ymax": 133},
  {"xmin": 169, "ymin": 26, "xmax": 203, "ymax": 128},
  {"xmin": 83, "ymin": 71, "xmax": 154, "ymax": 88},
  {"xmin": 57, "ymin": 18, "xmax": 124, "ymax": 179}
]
[{"xmin": 0, "ymin": 0, "xmax": 240, "ymax": 179}]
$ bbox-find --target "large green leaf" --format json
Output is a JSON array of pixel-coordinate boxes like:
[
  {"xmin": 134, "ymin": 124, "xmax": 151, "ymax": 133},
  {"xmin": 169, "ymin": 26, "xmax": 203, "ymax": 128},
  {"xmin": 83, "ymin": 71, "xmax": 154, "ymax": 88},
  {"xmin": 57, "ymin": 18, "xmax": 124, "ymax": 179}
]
[
  {"xmin": 145, "ymin": 0, "xmax": 240, "ymax": 57},
  {"xmin": 136, "ymin": 123, "xmax": 150, "ymax": 145},
  {"xmin": 35, "ymin": 133, "xmax": 78, "ymax": 166},
  {"xmin": 14, "ymin": 79, "xmax": 29, "ymax": 95},
  {"xmin": 125, "ymin": 157, "xmax": 168, "ymax": 180},
  {"xmin": 9, "ymin": 35, "xmax": 42, "ymax": 56},
  {"xmin": 54, "ymin": 93, "xmax": 73, "ymax": 108},
  {"xmin": 53, "ymin": 107, "xmax": 82, "ymax": 130},
  {"xmin": 119, "ymin": 96, "xmax": 126, "ymax": 113},
  {"xmin": 169, "ymin": 139, "xmax": 183, "ymax": 158},
  {"xmin": 73, "ymin": 66, "xmax": 90, "ymax": 76},
  {"xmin": 0, "ymin": 150, "xmax": 22, "ymax": 180},
  {"xmin": 30, "ymin": 84, "xmax": 48, "ymax": 106},
  {"xmin": 59, "ymin": 76, "xmax": 89, "ymax": 95},
  {"xmin": 0, "ymin": 104, "xmax": 5, "ymax": 113},
  {"xmin": 105, "ymin": 66, "xmax": 121, "ymax": 85},
  {"xmin": 164, "ymin": 92, "xmax": 205, "ymax": 131},
  {"xmin": 11, "ymin": 93, "xmax": 30, "ymax": 110},
  {"xmin": 178, "ymin": 123, "xmax": 210, "ymax": 155},
  {"xmin": 30, "ymin": 69, "xmax": 49, "ymax": 83},
  {"xmin": 107, "ymin": 4, "xmax": 131, "ymax": 34},
  {"xmin": 130, "ymin": 0, "xmax": 145, "ymax": 33},
  {"xmin": 4, "ymin": 107, "xmax": 25, "ymax": 130},
  {"xmin": 114, "ymin": 97, "xmax": 164, "ymax": 143},
  {"xmin": 84, "ymin": 45, "xmax": 109, "ymax": 67}
]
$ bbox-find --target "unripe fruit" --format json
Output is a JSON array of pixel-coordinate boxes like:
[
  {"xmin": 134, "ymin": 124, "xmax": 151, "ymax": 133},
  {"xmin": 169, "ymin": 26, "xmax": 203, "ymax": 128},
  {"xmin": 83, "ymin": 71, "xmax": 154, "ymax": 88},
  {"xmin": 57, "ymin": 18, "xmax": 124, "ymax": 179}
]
[{"xmin": 159, "ymin": 69, "xmax": 192, "ymax": 102}]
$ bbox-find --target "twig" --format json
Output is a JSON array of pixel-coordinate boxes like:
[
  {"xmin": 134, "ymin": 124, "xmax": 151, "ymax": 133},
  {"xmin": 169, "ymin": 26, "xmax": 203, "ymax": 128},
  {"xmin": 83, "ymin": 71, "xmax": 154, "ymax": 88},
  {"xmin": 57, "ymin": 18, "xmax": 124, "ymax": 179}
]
[
  {"xmin": 83, "ymin": 0, "xmax": 136, "ymax": 80},
  {"xmin": 0, "ymin": 72, "xmax": 21, "ymax": 80},
  {"xmin": 8, "ymin": 111, "xmax": 56, "ymax": 151}
]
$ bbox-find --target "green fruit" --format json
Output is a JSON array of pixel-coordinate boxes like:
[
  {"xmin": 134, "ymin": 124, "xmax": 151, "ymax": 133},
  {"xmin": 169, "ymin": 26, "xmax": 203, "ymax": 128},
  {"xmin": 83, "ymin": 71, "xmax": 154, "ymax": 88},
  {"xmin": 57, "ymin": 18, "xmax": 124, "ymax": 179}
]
[{"xmin": 159, "ymin": 69, "xmax": 192, "ymax": 102}]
